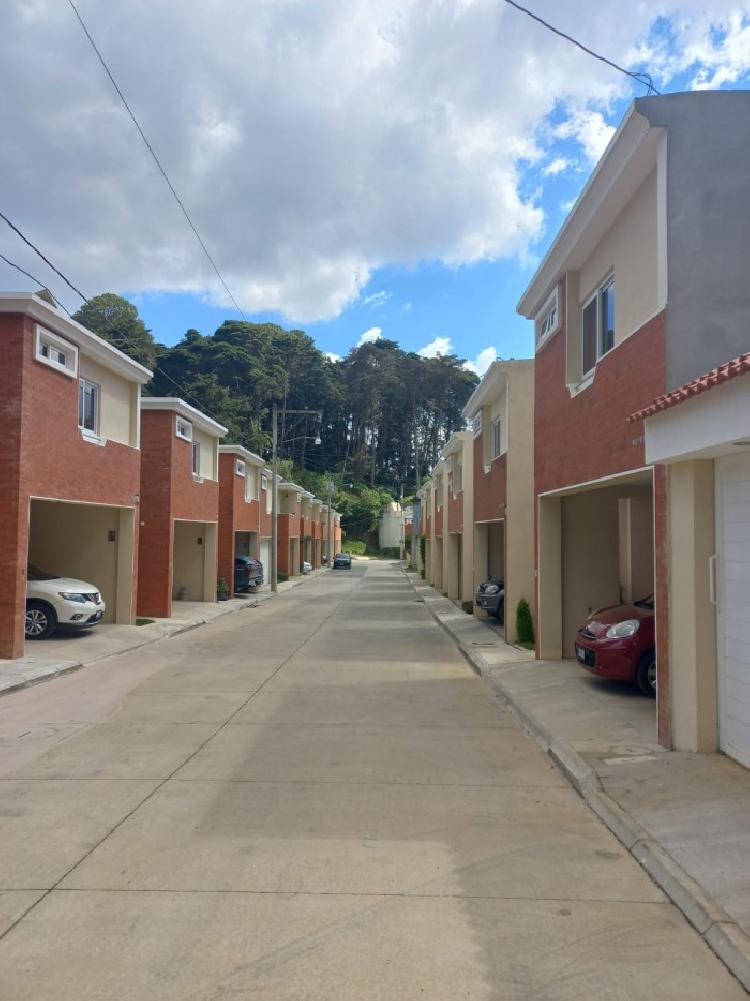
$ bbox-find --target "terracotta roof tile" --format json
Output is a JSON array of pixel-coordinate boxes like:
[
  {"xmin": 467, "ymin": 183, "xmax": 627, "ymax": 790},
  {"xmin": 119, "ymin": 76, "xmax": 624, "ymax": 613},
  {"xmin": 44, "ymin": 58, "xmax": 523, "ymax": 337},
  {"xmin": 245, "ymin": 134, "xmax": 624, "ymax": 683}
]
[{"xmin": 628, "ymin": 351, "xmax": 750, "ymax": 423}]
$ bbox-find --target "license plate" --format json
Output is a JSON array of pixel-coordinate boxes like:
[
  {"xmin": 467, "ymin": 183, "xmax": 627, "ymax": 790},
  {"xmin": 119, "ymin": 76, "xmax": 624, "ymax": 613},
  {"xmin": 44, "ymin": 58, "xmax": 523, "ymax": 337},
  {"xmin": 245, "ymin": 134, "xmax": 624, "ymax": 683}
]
[{"xmin": 575, "ymin": 645, "xmax": 587, "ymax": 664}]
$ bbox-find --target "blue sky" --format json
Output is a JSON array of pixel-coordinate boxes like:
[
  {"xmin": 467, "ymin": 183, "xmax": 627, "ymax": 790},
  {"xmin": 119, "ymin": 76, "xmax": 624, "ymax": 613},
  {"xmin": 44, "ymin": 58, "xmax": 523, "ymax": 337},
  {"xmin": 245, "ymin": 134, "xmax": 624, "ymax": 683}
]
[{"xmin": 3, "ymin": 1, "xmax": 750, "ymax": 374}]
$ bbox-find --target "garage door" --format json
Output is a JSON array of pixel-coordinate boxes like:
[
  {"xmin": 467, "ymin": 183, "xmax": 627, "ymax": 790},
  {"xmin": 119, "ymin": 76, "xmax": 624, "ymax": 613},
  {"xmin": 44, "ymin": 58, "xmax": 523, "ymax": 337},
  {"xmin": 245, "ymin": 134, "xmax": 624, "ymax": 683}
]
[
  {"xmin": 260, "ymin": 540, "xmax": 271, "ymax": 580},
  {"xmin": 717, "ymin": 452, "xmax": 750, "ymax": 767}
]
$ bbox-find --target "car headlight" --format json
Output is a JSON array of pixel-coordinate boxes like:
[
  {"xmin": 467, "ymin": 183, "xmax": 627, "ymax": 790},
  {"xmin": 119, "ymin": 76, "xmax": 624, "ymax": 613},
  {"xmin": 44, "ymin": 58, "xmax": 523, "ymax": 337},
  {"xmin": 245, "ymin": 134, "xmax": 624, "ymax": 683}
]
[
  {"xmin": 605, "ymin": 619, "xmax": 640, "ymax": 638},
  {"xmin": 484, "ymin": 584, "xmax": 499, "ymax": 595},
  {"xmin": 58, "ymin": 592, "xmax": 88, "ymax": 603}
]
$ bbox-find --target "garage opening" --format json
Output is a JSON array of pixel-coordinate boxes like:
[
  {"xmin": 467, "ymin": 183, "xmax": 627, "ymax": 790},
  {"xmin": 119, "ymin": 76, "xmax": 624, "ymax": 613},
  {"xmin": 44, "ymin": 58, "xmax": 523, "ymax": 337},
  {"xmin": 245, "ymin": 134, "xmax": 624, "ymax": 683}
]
[
  {"xmin": 28, "ymin": 498, "xmax": 135, "ymax": 625},
  {"xmin": 433, "ymin": 536, "xmax": 444, "ymax": 591},
  {"xmin": 474, "ymin": 520, "xmax": 505, "ymax": 588},
  {"xmin": 538, "ymin": 470, "xmax": 654, "ymax": 666},
  {"xmin": 235, "ymin": 530, "xmax": 259, "ymax": 560},
  {"xmin": 173, "ymin": 520, "xmax": 217, "ymax": 602}
]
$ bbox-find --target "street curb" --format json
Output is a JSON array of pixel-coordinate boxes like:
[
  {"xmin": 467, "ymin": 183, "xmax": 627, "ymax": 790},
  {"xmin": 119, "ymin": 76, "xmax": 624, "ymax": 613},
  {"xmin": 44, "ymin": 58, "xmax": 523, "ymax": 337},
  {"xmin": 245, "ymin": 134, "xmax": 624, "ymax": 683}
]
[
  {"xmin": 405, "ymin": 569, "xmax": 750, "ymax": 992},
  {"xmin": 0, "ymin": 569, "xmax": 330, "ymax": 700}
]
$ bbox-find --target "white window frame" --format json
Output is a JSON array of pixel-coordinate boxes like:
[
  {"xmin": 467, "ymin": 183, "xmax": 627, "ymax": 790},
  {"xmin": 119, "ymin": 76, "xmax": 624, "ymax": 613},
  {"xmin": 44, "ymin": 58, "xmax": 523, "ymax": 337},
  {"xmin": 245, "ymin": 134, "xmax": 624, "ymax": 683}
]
[
  {"xmin": 471, "ymin": 412, "xmax": 482, "ymax": 438},
  {"xmin": 235, "ymin": 458, "xmax": 246, "ymax": 478},
  {"xmin": 175, "ymin": 416, "xmax": 193, "ymax": 442},
  {"xmin": 454, "ymin": 462, "xmax": 463, "ymax": 494},
  {"xmin": 491, "ymin": 417, "xmax": 503, "ymax": 459},
  {"xmin": 245, "ymin": 466, "xmax": 257, "ymax": 502},
  {"xmin": 581, "ymin": 275, "xmax": 615, "ymax": 378},
  {"xmin": 78, "ymin": 377, "xmax": 100, "ymax": 441},
  {"xmin": 35, "ymin": 324, "xmax": 78, "ymax": 378},
  {"xmin": 535, "ymin": 286, "xmax": 560, "ymax": 351},
  {"xmin": 192, "ymin": 440, "xmax": 201, "ymax": 477}
]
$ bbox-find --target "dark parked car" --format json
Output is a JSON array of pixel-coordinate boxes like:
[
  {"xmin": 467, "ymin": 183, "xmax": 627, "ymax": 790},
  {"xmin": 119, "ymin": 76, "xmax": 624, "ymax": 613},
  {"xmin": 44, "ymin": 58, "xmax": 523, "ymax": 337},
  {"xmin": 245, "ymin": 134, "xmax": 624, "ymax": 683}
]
[
  {"xmin": 475, "ymin": 577, "xmax": 504, "ymax": 622},
  {"xmin": 574, "ymin": 595, "xmax": 656, "ymax": 697},
  {"xmin": 234, "ymin": 556, "xmax": 264, "ymax": 593},
  {"xmin": 333, "ymin": 552, "xmax": 352, "ymax": 569}
]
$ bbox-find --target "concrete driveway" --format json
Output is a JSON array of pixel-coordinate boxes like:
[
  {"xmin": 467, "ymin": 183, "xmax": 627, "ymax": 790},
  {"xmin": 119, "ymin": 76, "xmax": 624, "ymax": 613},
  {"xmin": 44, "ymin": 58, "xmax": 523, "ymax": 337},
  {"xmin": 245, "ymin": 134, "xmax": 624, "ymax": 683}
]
[{"xmin": 0, "ymin": 562, "xmax": 743, "ymax": 998}]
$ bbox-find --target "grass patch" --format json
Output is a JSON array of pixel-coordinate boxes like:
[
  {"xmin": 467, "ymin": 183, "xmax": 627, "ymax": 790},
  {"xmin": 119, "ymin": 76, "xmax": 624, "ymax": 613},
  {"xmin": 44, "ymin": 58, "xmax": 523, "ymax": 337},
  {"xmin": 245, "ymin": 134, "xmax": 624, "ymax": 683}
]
[
  {"xmin": 516, "ymin": 640, "xmax": 535, "ymax": 651},
  {"xmin": 136, "ymin": 617, "xmax": 155, "ymax": 626}
]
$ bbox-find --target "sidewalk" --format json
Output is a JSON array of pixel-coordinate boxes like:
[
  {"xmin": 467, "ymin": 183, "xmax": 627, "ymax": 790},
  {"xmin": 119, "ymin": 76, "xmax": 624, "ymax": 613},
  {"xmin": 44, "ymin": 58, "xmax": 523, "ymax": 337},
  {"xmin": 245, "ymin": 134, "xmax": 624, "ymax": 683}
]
[
  {"xmin": 406, "ymin": 570, "xmax": 750, "ymax": 991},
  {"xmin": 0, "ymin": 570, "xmax": 328, "ymax": 697}
]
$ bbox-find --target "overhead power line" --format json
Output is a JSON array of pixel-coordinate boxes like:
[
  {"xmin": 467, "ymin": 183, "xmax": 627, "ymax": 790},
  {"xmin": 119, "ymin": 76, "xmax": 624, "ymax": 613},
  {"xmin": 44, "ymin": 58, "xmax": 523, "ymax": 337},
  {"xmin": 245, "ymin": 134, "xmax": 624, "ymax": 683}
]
[
  {"xmin": 65, "ymin": 0, "xmax": 249, "ymax": 322},
  {"xmin": 0, "ymin": 210, "xmax": 88, "ymax": 303},
  {"xmin": 0, "ymin": 252, "xmax": 72, "ymax": 315},
  {"xmin": 502, "ymin": 0, "xmax": 660, "ymax": 95}
]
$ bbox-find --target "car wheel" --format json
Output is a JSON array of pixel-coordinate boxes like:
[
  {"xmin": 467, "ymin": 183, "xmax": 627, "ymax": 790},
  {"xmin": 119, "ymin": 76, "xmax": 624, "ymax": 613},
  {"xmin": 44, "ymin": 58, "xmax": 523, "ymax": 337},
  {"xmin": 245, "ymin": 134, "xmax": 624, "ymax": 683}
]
[
  {"xmin": 636, "ymin": 651, "xmax": 657, "ymax": 698},
  {"xmin": 25, "ymin": 601, "xmax": 58, "ymax": 640},
  {"xmin": 495, "ymin": 599, "xmax": 504, "ymax": 625}
]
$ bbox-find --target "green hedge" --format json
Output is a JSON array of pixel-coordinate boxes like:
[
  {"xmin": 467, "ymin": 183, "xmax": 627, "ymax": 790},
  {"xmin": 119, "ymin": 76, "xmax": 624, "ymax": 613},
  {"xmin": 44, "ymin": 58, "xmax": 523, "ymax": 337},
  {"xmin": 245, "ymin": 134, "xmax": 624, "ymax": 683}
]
[
  {"xmin": 343, "ymin": 540, "xmax": 366, "ymax": 555},
  {"xmin": 516, "ymin": 598, "xmax": 535, "ymax": 646}
]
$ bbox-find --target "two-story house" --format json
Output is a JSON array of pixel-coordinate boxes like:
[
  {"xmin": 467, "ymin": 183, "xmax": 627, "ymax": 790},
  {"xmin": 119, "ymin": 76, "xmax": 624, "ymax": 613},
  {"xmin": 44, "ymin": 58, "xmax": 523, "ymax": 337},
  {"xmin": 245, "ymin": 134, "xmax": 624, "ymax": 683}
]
[
  {"xmin": 137, "ymin": 398, "xmax": 227, "ymax": 617},
  {"xmin": 277, "ymin": 482, "xmax": 303, "ymax": 577},
  {"xmin": 427, "ymin": 462, "xmax": 447, "ymax": 592},
  {"xmin": 218, "ymin": 444, "xmax": 265, "ymax": 592},
  {"xmin": 518, "ymin": 91, "xmax": 750, "ymax": 748},
  {"xmin": 463, "ymin": 360, "xmax": 535, "ymax": 641},
  {"xmin": 0, "ymin": 291, "xmax": 151, "ymax": 659},
  {"xmin": 441, "ymin": 432, "xmax": 474, "ymax": 604}
]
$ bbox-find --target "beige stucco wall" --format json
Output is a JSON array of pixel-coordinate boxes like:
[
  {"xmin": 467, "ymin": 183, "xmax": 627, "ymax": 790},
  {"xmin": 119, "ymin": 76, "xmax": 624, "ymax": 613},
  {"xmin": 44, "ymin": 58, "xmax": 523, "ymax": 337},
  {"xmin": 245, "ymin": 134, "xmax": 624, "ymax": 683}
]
[
  {"xmin": 618, "ymin": 495, "xmax": 654, "ymax": 603},
  {"xmin": 173, "ymin": 520, "xmax": 209, "ymax": 601},
  {"xmin": 567, "ymin": 169, "xmax": 658, "ymax": 384},
  {"xmin": 79, "ymin": 355, "xmax": 136, "ymax": 448},
  {"xmin": 28, "ymin": 498, "xmax": 134, "ymax": 624},
  {"xmin": 193, "ymin": 428, "xmax": 218, "ymax": 481},
  {"xmin": 561, "ymin": 489, "xmax": 622, "ymax": 658},
  {"xmin": 668, "ymin": 459, "xmax": 718, "ymax": 752},
  {"xmin": 538, "ymin": 495, "xmax": 562, "ymax": 659},
  {"xmin": 505, "ymin": 363, "xmax": 535, "ymax": 643}
]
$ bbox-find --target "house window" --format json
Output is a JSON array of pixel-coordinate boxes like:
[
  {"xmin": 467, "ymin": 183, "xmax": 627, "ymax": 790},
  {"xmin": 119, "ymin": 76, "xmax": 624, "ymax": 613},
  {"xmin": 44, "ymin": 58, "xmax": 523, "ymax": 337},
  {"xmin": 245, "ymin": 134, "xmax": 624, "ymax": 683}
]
[
  {"xmin": 235, "ymin": 459, "xmax": 246, "ymax": 477},
  {"xmin": 581, "ymin": 277, "xmax": 615, "ymax": 377},
  {"xmin": 78, "ymin": 378, "xmax": 100, "ymax": 436},
  {"xmin": 192, "ymin": 441, "xmax": 201, "ymax": 476},
  {"xmin": 245, "ymin": 466, "xmax": 257, "ymax": 501},
  {"xmin": 491, "ymin": 417, "xmax": 502, "ymax": 459},
  {"xmin": 455, "ymin": 463, "xmax": 463, "ymax": 493},
  {"xmin": 35, "ymin": 324, "xmax": 78, "ymax": 377},
  {"xmin": 535, "ymin": 287, "xmax": 560, "ymax": 348},
  {"xmin": 472, "ymin": 413, "xmax": 482, "ymax": 437},
  {"xmin": 175, "ymin": 416, "xmax": 193, "ymax": 441}
]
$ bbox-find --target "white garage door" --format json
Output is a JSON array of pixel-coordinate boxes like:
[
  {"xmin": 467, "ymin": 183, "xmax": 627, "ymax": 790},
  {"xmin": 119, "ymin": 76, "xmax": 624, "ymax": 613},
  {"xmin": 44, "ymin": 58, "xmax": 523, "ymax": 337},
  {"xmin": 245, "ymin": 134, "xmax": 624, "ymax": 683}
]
[
  {"xmin": 717, "ymin": 452, "xmax": 750, "ymax": 768},
  {"xmin": 260, "ymin": 540, "xmax": 271, "ymax": 581}
]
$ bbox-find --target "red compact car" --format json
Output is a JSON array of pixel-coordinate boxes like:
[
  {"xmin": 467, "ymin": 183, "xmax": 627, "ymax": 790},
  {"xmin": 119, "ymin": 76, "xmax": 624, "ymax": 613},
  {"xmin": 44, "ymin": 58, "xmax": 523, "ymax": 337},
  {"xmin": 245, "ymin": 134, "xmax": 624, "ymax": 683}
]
[{"xmin": 574, "ymin": 596, "xmax": 655, "ymax": 697}]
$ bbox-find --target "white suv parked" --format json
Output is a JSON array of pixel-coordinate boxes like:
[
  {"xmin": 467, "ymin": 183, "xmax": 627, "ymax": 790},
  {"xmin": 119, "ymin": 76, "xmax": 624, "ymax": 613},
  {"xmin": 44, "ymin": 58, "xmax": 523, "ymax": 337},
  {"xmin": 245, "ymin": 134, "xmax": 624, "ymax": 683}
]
[{"xmin": 26, "ymin": 564, "xmax": 106, "ymax": 640}]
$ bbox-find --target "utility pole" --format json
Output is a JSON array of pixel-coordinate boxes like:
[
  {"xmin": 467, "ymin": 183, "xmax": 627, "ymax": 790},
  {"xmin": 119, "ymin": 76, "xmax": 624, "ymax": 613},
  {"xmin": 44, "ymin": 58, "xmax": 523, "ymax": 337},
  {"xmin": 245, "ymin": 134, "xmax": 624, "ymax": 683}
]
[
  {"xmin": 326, "ymin": 477, "xmax": 334, "ymax": 567},
  {"xmin": 271, "ymin": 404, "xmax": 278, "ymax": 592}
]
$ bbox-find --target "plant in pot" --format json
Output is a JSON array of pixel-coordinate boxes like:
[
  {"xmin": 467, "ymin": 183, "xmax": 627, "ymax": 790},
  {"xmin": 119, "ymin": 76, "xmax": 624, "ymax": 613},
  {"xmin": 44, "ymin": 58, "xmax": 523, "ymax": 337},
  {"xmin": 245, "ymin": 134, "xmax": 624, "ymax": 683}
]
[{"xmin": 217, "ymin": 576, "xmax": 230, "ymax": 602}]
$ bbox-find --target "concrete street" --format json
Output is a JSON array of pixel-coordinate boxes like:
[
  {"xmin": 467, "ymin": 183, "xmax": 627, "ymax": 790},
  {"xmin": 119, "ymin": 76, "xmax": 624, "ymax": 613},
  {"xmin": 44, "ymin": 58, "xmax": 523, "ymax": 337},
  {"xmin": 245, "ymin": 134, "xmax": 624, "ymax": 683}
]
[{"xmin": 0, "ymin": 562, "xmax": 743, "ymax": 999}]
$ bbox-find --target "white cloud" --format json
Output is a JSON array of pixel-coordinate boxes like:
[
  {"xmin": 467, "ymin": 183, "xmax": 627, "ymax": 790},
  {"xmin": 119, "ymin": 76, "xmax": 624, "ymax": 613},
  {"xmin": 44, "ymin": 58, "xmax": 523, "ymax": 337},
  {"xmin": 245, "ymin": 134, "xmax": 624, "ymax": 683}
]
[
  {"xmin": 542, "ymin": 157, "xmax": 574, "ymax": 177},
  {"xmin": 356, "ymin": 326, "xmax": 382, "ymax": 347},
  {"xmin": 0, "ymin": 2, "xmax": 747, "ymax": 321},
  {"xmin": 418, "ymin": 335, "xmax": 453, "ymax": 358},
  {"xmin": 362, "ymin": 290, "xmax": 391, "ymax": 307},
  {"xmin": 325, "ymin": 351, "xmax": 342, "ymax": 363},
  {"xmin": 465, "ymin": 346, "xmax": 497, "ymax": 377},
  {"xmin": 401, "ymin": 301, "xmax": 413, "ymax": 312},
  {"xmin": 554, "ymin": 111, "xmax": 616, "ymax": 165}
]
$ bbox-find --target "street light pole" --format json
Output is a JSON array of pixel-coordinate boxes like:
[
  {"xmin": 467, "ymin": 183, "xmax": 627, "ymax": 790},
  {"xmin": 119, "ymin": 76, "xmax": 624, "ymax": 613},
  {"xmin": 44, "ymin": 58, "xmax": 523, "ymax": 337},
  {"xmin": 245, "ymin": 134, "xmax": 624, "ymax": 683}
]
[{"xmin": 271, "ymin": 404, "xmax": 278, "ymax": 593}]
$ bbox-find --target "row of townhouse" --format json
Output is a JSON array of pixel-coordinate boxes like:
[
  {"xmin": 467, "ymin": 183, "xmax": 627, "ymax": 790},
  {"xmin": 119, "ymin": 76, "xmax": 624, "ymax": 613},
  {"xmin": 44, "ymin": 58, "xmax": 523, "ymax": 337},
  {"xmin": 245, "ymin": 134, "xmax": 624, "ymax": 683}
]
[
  {"xmin": 0, "ymin": 291, "xmax": 342, "ymax": 661},
  {"xmin": 419, "ymin": 90, "xmax": 750, "ymax": 769}
]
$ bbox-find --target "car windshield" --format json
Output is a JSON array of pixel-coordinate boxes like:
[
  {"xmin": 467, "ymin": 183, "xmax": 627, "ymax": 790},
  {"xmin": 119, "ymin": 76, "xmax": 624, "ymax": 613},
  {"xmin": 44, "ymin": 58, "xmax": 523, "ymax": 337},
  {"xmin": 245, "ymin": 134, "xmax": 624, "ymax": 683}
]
[
  {"xmin": 634, "ymin": 594, "xmax": 655, "ymax": 609},
  {"xmin": 27, "ymin": 563, "xmax": 58, "ymax": 581}
]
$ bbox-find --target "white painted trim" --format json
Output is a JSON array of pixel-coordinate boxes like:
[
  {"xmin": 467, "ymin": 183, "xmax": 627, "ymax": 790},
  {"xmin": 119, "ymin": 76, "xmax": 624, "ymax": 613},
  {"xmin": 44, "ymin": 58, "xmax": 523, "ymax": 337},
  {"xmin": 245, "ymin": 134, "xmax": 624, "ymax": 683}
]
[
  {"xmin": 175, "ymin": 415, "xmax": 193, "ymax": 442},
  {"xmin": 538, "ymin": 465, "xmax": 653, "ymax": 499},
  {"xmin": 0, "ymin": 293, "xmax": 152, "ymax": 383},
  {"xmin": 34, "ymin": 324, "xmax": 78, "ymax": 378},
  {"xmin": 656, "ymin": 132, "xmax": 668, "ymax": 312},
  {"xmin": 219, "ymin": 443, "xmax": 265, "ymax": 466},
  {"xmin": 142, "ymin": 397, "xmax": 228, "ymax": 437},
  {"xmin": 535, "ymin": 285, "xmax": 561, "ymax": 352}
]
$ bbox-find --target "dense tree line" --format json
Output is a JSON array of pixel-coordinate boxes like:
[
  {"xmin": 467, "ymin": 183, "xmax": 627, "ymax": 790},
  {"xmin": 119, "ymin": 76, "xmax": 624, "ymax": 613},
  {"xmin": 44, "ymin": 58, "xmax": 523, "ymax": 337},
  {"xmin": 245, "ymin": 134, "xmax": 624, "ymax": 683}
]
[{"xmin": 73, "ymin": 294, "xmax": 479, "ymax": 531}]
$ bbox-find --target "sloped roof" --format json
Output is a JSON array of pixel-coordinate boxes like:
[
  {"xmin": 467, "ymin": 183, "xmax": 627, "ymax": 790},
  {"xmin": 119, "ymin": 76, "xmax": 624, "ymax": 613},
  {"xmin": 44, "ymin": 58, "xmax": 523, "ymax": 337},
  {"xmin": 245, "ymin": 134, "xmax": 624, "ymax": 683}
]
[{"xmin": 629, "ymin": 352, "xmax": 750, "ymax": 423}]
